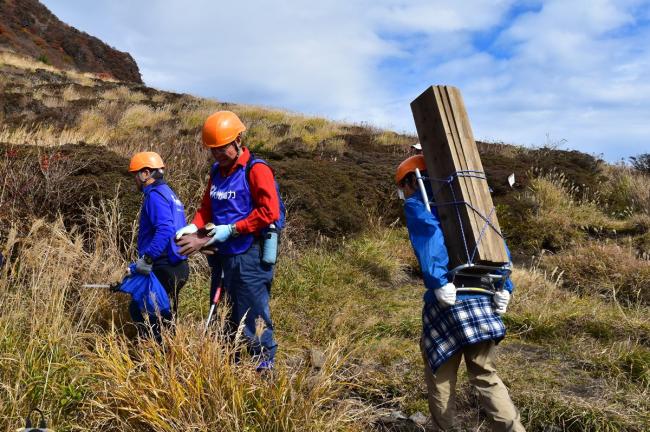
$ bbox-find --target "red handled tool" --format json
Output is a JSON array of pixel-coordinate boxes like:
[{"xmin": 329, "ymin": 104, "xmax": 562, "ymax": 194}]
[{"xmin": 204, "ymin": 271, "xmax": 224, "ymax": 333}]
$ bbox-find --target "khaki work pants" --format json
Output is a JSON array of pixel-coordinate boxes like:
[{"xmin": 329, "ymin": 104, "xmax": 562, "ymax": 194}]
[{"xmin": 420, "ymin": 339, "xmax": 526, "ymax": 432}]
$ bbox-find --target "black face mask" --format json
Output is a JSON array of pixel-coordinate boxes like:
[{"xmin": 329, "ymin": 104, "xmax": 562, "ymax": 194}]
[{"xmin": 135, "ymin": 171, "xmax": 148, "ymax": 191}]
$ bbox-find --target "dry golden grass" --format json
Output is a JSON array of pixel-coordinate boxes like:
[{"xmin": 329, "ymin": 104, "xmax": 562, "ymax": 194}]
[
  {"xmin": 508, "ymin": 265, "xmax": 649, "ymax": 339},
  {"xmin": 115, "ymin": 104, "xmax": 172, "ymax": 136},
  {"xmin": 62, "ymin": 85, "xmax": 82, "ymax": 101},
  {"xmin": 233, "ymin": 105, "xmax": 346, "ymax": 152},
  {"xmin": 0, "ymin": 50, "xmax": 113, "ymax": 86},
  {"xmin": 31, "ymin": 87, "xmax": 66, "ymax": 108},
  {"xmin": 76, "ymin": 108, "xmax": 111, "ymax": 144},
  {"xmin": 372, "ymin": 130, "xmax": 416, "ymax": 147},
  {"xmin": 507, "ymin": 170, "xmax": 635, "ymax": 252},
  {"xmin": 1, "ymin": 49, "xmax": 66, "ymax": 74},
  {"xmin": 41, "ymin": 96, "xmax": 66, "ymax": 108},
  {"xmin": 499, "ymin": 265, "xmax": 650, "ymax": 431},
  {"xmin": 83, "ymin": 325, "xmax": 368, "ymax": 431},
  {"xmin": 477, "ymin": 141, "xmax": 527, "ymax": 159},
  {"xmin": 101, "ymin": 85, "xmax": 147, "ymax": 102},
  {"xmin": 530, "ymin": 172, "xmax": 617, "ymax": 228},
  {"xmin": 0, "ymin": 200, "xmax": 382, "ymax": 430},
  {"xmin": 541, "ymin": 242, "xmax": 650, "ymax": 305},
  {"xmin": 0, "ymin": 125, "xmax": 91, "ymax": 147},
  {"xmin": 322, "ymin": 137, "xmax": 347, "ymax": 155},
  {"xmin": 151, "ymin": 93, "xmax": 167, "ymax": 103},
  {"xmin": 177, "ymin": 99, "xmax": 224, "ymax": 130},
  {"xmin": 2, "ymin": 208, "xmax": 649, "ymax": 431},
  {"xmin": 598, "ymin": 164, "xmax": 650, "ymax": 216},
  {"xmin": 0, "ymin": 219, "xmax": 116, "ymax": 425}
]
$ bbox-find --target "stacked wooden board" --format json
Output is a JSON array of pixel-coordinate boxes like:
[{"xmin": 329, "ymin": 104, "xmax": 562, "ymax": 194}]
[{"xmin": 410, "ymin": 85, "xmax": 509, "ymax": 269}]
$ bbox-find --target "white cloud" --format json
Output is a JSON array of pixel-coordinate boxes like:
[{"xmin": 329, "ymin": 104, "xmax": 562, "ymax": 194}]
[
  {"xmin": 42, "ymin": 0, "xmax": 650, "ymax": 160},
  {"xmin": 370, "ymin": 0, "xmax": 516, "ymax": 32}
]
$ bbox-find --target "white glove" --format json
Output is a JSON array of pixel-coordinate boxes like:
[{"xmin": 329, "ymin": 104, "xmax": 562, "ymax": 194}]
[
  {"xmin": 175, "ymin": 223, "xmax": 198, "ymax": 240},
  {"xmin": 435, "ymin": 282, "xmax": 456, "ymax": 307},
  {"xmin": 494, "ymin": 290, "xmax": 511, "ymax": 315}
]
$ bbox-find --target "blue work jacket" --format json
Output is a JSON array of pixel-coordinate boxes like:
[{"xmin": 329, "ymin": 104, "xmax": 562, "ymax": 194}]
[{"xmin": 137, "ymin": 180, "xmax": 187, "ymax": 265}]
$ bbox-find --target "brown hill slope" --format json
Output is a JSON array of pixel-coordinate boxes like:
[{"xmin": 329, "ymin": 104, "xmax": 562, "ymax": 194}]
[
  {"xmin": 0, "ymin": 0, "xmax": 141, "ymax": 83},
  {"xmin": 0, "ymin": 57, "xmax": 627, "ymax": 250}
]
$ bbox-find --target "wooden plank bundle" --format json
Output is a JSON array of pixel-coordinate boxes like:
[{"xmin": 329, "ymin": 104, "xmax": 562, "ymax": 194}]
[{"xmin": 410, "ymin": 85, "xmax": 509, "ymax": 269}]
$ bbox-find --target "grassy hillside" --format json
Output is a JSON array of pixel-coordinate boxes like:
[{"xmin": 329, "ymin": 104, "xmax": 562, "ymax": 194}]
[{"xmin": 1, "ymin": 52, "xmax": 649, "ymax": 431}]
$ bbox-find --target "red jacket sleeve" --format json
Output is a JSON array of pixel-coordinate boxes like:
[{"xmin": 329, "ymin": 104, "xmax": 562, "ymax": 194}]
[
  {"xmin": 235, "ymin": 163, "xmax": 280, "ymax": 235},
  {"xmin": 191, "ymin": 179, "xmax": 212, "ymax": 228}
]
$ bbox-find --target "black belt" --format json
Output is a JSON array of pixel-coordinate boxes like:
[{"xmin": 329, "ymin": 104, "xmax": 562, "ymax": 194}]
[{"xmin": 453, "ymin": 274, "xmax": 495, "ymax": 291}]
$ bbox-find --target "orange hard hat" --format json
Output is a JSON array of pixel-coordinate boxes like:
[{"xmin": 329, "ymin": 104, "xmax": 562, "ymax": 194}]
[
  {"xmin": 202, "ymin": 111, "xmax": 246, "ymax": 148},
  {"xmin": 128, "ymin": 151, "xmax": 165, "ymax": 172},
  {"xmin": 395, "ymin": 155, "xmax": 426, "ymax": 185}
]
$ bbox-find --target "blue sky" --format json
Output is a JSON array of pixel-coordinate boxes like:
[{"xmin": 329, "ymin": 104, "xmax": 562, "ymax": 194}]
[{"xmin": 42, "ymin": 0, "xmax": 650, "ymax": 161}]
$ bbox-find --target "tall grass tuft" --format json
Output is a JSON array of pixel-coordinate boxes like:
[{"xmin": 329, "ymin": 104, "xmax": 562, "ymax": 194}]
[
  {"xmin": 0, "ymin": 220, "xmax": 95, "ymax": 426},
  {"xmin": 101, "ymin": 85, "xmax": 146, "ymax": 102},
  {"xmin": 597, "ymin": 164, "xmax": 650, "ymax": 217},
  {"xmin": 83, "ymin": 323, "xmax": 368, "ymax": 431},
  {"xmin": 116, "ymin": 104, "xmax": 172, "ymax": 135},
  {"xmin": 541, "ymin": 242, "xmax": 650, "ymax": 306},
  {"xmin": 76, "ymin": 108, "xmax": 111, "ymax": 144},
  {"xmin": 504, "ymin": 170, "xmax": 630, "ymax": 252}
]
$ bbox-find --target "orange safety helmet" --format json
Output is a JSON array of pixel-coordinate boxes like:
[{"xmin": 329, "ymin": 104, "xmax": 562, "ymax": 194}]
[
  {"xmin": 395, "ymin": 155, "xmax": 426, "ymax": 185},
  {"xmin": 202, "ymin": 111, "xmax": 247, "ymax": 148},
  {"xmin": 128, "ymin": 151, "xmax": 165, "ymax": 172}
]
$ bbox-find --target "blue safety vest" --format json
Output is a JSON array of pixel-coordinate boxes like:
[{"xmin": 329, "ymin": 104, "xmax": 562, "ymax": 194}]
[{"xmin": 209, "ymin": 155, "xmax": 285, "ymax": 255}]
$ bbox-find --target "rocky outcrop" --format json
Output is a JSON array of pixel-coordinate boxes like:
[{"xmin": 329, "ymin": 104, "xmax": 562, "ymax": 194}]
[{"xmin": 0, "ymin": 0, "xmax": 142, "ymax": 83}]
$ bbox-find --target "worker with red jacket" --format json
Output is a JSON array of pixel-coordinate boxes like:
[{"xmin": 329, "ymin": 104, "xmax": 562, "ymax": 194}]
[{"xmin": 175, "ymin": 111, "xmax": 284, "ymax": 371}]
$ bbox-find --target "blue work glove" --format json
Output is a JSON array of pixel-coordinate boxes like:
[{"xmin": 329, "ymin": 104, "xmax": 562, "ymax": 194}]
[
  {"xmin": 205, "ymin": 224, "xmax": 235, "ymax": 246},
  {"xmin": 135, "ymin": 255, "xmax": 153, "ymax": 275}
]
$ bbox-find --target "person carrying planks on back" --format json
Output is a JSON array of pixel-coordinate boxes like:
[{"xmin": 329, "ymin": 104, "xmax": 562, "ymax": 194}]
[
  {"xmin": 396, "ymin": 155, "xmax": 525, "ymax": 432},
  {"xmin": 175, "ymin": 110, "xmax": 285, "ymax": 372}
]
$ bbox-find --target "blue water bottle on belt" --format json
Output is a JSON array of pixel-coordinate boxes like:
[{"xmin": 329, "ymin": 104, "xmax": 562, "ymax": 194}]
[{"xmin": 262, "ymin": 224, "xmax": 278, "ymax": 265}]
